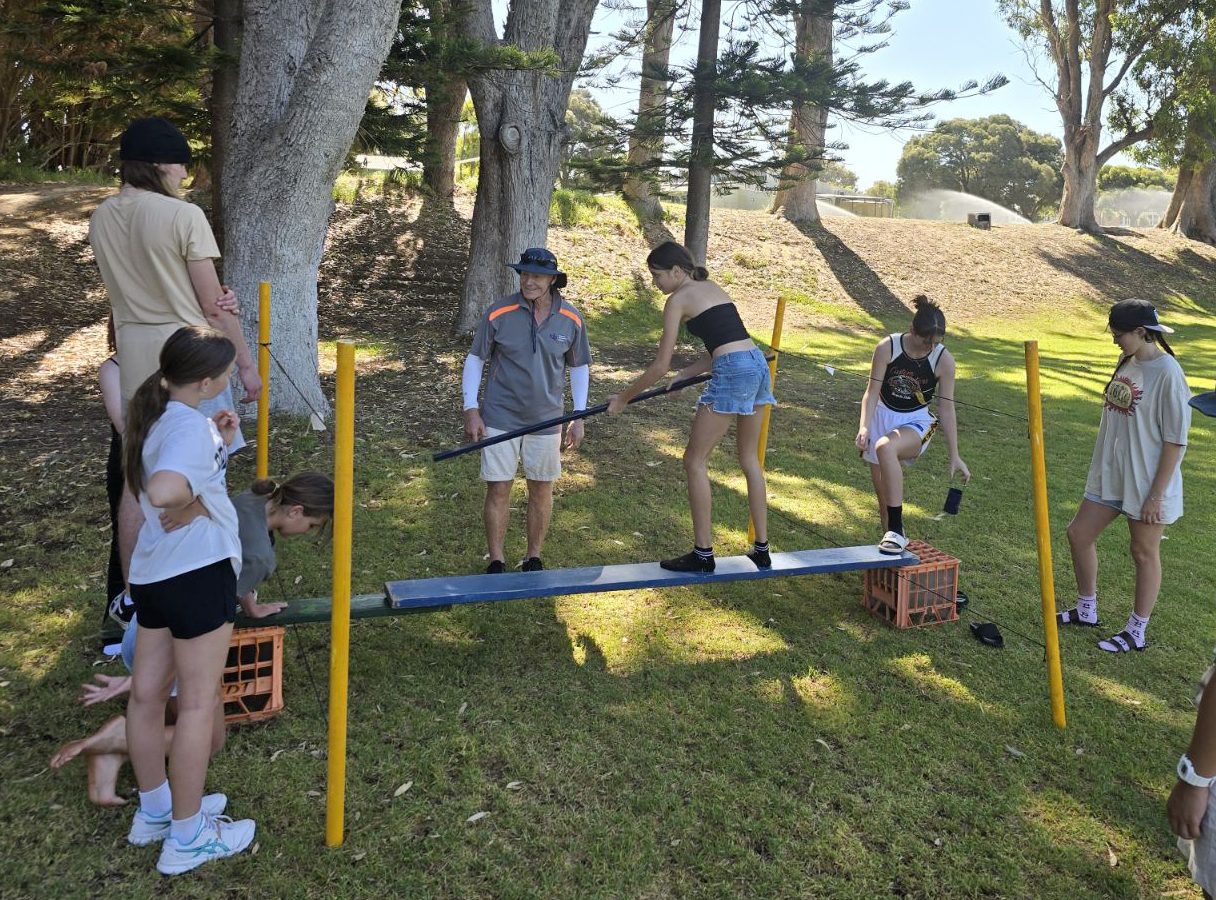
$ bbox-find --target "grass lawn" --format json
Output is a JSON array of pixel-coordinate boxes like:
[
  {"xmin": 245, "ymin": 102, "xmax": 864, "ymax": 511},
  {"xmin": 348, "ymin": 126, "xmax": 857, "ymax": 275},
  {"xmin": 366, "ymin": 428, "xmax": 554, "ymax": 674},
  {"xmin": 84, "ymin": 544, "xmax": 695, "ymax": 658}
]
[{"xmin": 3, "ymin": 194, "xmax": 1216, "ymax": 899}]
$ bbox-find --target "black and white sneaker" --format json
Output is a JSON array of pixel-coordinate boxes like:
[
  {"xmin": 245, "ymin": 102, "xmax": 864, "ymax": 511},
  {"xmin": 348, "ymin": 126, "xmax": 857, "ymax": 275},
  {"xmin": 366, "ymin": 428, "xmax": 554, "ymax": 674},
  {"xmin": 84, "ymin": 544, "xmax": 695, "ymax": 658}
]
[
  {"xmin": 485, "ymin": 560, "xmax": 506, "ymax": 574},
  {"xmin": 107, "ymin": 590, "xmax": 135, "ymax": 631},
  {"xmin": 520, "ymin": 557, "xmax": 544, "ymax": 572}
]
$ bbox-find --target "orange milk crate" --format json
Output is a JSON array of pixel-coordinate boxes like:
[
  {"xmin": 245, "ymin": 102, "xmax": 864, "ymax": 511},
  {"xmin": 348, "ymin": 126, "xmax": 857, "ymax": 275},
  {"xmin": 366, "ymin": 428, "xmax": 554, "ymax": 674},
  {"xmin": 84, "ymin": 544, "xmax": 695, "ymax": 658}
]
[
  {"xmin": 221, "ymin": 625, "xmax": 284, "ymax": 723},
  {"xmin": 863, "ymin": 540, "xmax": 960, "ymax": 629}
]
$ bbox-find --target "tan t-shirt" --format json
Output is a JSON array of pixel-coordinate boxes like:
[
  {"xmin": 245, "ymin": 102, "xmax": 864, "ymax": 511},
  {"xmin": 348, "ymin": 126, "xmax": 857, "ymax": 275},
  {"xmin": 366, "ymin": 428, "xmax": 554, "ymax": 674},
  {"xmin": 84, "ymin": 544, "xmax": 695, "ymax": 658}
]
[
  {"xmin": 89, "ymin": 191, "xmax": 221, "ymax": 400},
  {"xmin": 1085, "ymin": 353, "xmax": 1191, "ymax": 522}
]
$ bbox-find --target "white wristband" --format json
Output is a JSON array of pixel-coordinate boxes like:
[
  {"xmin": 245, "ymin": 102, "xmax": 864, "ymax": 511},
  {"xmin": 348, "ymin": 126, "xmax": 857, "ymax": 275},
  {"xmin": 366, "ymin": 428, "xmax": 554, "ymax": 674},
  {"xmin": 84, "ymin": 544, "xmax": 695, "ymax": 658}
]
[{"xmin": 1178, "ymin": 754, "xmax": 1216, "ymax": 787}]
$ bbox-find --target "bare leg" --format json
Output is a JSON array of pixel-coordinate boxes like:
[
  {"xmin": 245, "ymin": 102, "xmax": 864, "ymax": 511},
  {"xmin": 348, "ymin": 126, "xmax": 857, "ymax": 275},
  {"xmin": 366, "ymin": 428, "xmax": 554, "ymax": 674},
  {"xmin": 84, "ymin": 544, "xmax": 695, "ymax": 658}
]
[
  {"xmin": 869, "ymin": 463, "xmax": 888, "ymax": 530},
  {"xmin": 168, "ymin": 623, "xmax": 233, "ymax": 821},
  {"xmin": 1128, "ymin": 518, "xmax": 1166, "ymax": 618},
  {"xmin": 872, "ymin": 428, "xmax": 924, "ymax": 510},
  {"xmin": 525, "ymin": 479, "xmax": 553, "ymax": 559},
  {"xmin": 1066, "ymin": 499, "xmax": 1122, "ymax": 596},
  {"xmin": 483, "ymin": 481, "xmax": 512, "ymax": 563},
  {"xmin": 683, "ymin": 405, "xmax": 736, "ymax": 548},
  {"xmin": 50, "ymin": 714, "xmax": 128, "ymax": 768},
  {"xmin": 86, "ymin": 753, "xmax": 129, "ymax": 806},
  {"xmin": 210, "ymin": 696, "xmax": 226, "ymax": 756},
  {"xmin": 126, "ymin": 625, "xmax": 175, "ymax": 795},
  {"xmin": 735, "ymin": 410, "xmax": 767, "ymax": 543},
  {"xmin": 117, "ymin": 487, "xmax": 143, "ymax": 585}
]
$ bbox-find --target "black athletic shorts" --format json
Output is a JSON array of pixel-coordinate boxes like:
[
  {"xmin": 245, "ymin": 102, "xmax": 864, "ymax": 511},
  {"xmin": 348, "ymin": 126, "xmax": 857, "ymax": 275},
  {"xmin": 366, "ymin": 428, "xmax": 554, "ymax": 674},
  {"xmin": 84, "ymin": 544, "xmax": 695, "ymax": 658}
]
[{"xmin": 130, "ymin": 559, "xmax": 237, "ymax": 640}]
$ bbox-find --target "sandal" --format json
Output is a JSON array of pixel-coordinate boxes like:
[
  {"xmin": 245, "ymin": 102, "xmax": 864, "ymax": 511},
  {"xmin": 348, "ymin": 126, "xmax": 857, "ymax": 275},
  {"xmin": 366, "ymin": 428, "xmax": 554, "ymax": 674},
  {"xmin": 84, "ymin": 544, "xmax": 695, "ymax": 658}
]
[
  {"xmin": 878, "ymin": 531, "xmax": 909, "ymax": 555},
  {"xmin": 1056, "ymin": 607, "xmax": 1101, "ymax": 628},
  {"xmin": 1098, "ymin": 630, "xmax": 1146, "ymax": 653}
]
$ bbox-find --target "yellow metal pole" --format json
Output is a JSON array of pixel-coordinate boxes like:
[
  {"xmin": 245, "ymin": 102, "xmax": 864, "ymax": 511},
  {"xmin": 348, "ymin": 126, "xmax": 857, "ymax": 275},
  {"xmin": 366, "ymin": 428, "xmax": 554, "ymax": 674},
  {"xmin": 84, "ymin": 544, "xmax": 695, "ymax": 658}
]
[
  {"xmin": 256, "ymin": 282, "xmax": 271, "ymax": 480},
  {"xmin": 1024, "ymin": 340, "xmax": 1067, "ymax": 729},
  {"xmin": 748, "ymin": 293, "xmax": 787, "ymax": 543},
  {"xmin": 325, "ymin": 340, "xmax": 355, "ymax": 845}
]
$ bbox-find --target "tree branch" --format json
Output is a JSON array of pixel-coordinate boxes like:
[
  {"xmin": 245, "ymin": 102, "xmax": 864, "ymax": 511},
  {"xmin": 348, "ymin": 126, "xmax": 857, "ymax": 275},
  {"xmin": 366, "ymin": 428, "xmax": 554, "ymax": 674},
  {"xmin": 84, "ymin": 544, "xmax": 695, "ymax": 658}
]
[{"xmin": 1097, "ymin": 123, "xmax": 1154, "ymax": 167}]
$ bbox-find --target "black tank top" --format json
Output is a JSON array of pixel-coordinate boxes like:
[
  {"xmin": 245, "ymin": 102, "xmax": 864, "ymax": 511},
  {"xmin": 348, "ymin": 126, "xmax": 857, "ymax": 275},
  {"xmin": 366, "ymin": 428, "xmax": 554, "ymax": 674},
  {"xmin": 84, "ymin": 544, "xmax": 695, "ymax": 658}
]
[
  {"xmin": 686, "ymin": 303, "xmax": 749, "ymax": 353},
  {"xmin": 879, "ymin": 333, "xmax": 945, "ymax": 412}
]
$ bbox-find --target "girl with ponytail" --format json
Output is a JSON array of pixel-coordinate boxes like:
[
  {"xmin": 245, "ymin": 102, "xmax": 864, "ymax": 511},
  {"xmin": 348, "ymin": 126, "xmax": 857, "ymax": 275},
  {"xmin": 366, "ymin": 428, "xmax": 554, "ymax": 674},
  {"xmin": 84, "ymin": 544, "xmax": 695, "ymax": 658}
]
[
  {"xmin": 50, "ymin": 471, "xmax": 334, "ymax": 811},
  {"xmin": 607, "ymin": 241, "xmax": 775, "ymax": 573},
  {"xmin": 1057, "ymin": 299, "xmax": 1191, "ymax": 655},
  {"xmin": 121, "ymin": 324, "xmax": 258, "ymax": 875},
  {"xmin": 856, "ymin": 294, "xmax": 970, "ymax": 554}
]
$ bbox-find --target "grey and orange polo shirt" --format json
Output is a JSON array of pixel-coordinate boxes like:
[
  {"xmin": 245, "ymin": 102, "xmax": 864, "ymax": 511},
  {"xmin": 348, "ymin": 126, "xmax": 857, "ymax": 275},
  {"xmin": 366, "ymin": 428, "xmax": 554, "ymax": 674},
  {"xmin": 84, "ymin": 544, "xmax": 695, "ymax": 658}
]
[{"xmin": 470, "ymin": 292, "xmax": 592, "ymax": 433}]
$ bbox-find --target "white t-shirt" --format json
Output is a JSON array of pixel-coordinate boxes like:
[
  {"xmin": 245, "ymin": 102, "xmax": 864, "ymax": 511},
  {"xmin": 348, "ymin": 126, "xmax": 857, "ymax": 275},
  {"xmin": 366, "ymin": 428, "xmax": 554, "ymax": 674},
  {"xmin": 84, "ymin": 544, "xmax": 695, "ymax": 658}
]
[
  {"xmin": 129, "ymin": 401, "xmax": 242, "ymax": 585},
  {"xmin": 1085, "ymin": 353, "xmax": 1191, "ymax": 523}
]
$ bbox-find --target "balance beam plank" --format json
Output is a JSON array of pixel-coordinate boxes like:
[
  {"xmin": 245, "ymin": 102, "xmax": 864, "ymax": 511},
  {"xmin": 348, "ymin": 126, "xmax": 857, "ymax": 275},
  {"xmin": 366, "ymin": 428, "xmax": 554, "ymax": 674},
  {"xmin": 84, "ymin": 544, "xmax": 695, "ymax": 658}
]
[{"xmin": 385, "ymin": 546, "xmax": 917, "ymax": 610}]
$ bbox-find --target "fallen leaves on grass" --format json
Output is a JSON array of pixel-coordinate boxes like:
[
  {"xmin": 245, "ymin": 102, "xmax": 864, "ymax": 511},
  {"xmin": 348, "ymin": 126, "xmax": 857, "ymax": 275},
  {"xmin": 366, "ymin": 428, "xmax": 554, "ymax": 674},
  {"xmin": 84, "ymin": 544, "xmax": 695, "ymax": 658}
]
[
  {"xmin": 466, "ymin": 811, "xmax": 490, "ymax": 824},
  {"xmin": 393, "ymin": 781, "xmax": 413, "ymax": 797}
]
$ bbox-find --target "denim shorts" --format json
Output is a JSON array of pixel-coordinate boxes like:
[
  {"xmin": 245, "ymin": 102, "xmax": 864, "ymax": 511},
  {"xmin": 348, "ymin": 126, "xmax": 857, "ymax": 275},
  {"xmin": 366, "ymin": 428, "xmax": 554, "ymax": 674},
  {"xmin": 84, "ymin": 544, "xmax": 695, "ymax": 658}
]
[
  {"xmin": 698, "ymin": 348, "xmax": 776, "ymax": 415},
  {"xmin": 1083, "ymin": 491, "xmax": 1132, "ymax": 518}
]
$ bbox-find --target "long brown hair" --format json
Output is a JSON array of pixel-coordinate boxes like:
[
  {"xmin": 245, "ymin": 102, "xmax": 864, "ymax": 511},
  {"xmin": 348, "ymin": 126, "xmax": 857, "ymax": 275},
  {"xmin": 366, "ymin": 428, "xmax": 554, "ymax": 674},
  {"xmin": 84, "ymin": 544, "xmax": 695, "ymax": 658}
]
[
  {"xmin": 123, "ymin": 326, "xmax": 236, "ymax": 496},
  {"xmin": 120, "ymin": 160, "xmax": 175, "ymax": 197},
  {"xmin": 647, "ymin": 241, "xmax": 709, "ymax": 281},
  {"xmin": 251, "ymin": 473, "xmax": 334, "ymax": 519}
]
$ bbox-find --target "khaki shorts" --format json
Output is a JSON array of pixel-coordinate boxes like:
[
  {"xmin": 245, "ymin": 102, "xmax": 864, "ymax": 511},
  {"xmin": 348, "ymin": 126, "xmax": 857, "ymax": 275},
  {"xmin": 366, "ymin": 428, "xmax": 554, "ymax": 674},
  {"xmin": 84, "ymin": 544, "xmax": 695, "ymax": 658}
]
[{"xmin": 480, "ymin": 427, "xmax": 561, "ymax": 482}]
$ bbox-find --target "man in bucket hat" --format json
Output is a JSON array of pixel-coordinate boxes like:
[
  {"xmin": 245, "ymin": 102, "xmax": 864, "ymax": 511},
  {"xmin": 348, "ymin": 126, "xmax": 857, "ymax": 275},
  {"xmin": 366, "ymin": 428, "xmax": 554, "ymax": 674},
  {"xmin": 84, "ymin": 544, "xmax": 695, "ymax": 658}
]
[{"xmin": 461, "ymin": 248, "xmax": 592, "ymax": 573}]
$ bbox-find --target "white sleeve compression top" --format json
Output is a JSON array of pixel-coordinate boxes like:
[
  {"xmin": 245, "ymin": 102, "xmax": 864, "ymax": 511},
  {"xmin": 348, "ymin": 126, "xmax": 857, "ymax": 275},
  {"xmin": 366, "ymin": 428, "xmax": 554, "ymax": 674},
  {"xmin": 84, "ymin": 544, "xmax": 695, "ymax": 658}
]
[
  {"xmin": 570, "ymin": 364, "xmax": 589, "ymax": 411},
  {"xmin": 462, "ymin": 354, "xmax": 483, "ymax": 410},
  {"xmin": 463, "ymin": 355, "xmax": 590, "ymax": 413}
]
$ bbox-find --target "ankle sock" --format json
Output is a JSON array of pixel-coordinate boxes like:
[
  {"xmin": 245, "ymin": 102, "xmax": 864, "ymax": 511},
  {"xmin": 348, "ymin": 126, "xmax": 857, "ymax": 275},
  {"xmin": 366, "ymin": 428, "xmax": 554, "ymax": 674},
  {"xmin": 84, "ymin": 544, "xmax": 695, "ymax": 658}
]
[
  {"xmin": 1077, "ymin": 593, "xmax": 1098, "ymax": 624},
  {"xmin": 660, "ymin": 548, "xmax": 716, "ymax": 572},
  {"xmin": 1125, "ymin": 611, "xmax": 1150, "ymax": 646},
  {"xmin": 886, "ymin": 505, "xmax": 904, "ymax": 536},
  {"xmin": 169, "ymin": 810, "xmax": 203, "ymax": 844},
  {"xmin": 139, "ymin": 780, "xmax": 172, "ymax": 818},
  {"xmin": 748, "ymin": 540, "xmax": 771, "ymax": 567}
]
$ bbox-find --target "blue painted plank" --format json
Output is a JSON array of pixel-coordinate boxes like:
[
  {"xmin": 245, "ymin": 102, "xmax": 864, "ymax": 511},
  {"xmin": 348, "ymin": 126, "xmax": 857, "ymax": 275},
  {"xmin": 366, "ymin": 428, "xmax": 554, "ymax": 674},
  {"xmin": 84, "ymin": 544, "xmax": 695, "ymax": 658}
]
[{"xmin": 385, "ymin": 546, "xmax": 918, "ymax": 610}]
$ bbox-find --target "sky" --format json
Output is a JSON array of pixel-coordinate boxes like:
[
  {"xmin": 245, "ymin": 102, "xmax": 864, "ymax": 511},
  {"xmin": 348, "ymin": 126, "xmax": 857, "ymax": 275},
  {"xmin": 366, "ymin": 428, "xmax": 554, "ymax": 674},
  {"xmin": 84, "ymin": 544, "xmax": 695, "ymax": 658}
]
[{"xmin": 563, "ymin": 0, "xmax": 1134, "ymax": 190}]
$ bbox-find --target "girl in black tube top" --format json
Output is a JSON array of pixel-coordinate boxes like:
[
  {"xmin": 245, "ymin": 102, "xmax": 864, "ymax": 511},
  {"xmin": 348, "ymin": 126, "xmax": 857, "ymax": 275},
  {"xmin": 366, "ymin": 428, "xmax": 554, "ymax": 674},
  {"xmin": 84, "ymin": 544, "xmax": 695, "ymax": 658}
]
[{"xmin": 607, "ymin": 241, "xmax": 775, "ymax": 572}]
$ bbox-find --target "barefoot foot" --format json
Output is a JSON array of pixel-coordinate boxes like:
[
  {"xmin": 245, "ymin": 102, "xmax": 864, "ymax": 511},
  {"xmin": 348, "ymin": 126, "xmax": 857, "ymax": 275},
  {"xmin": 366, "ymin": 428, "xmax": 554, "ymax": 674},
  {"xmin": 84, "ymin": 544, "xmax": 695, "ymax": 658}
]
[{"xmin": 86, "ymin": 752, "xmax": 129, "ymax": 806}]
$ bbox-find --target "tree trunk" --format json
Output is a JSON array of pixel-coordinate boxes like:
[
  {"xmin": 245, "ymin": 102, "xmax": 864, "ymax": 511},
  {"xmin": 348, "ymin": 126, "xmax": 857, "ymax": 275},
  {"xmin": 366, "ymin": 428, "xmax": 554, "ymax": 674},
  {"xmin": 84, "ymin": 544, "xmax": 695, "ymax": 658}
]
[
  {"xmin": 622, "ymin": 0, "xmax": 677, "ymax": 241},
  {"xmin": 454, "ymin": 0, "xmax": 599, "ymax": 335},
  {"xmin": 210, "ymin": 0, "xmax": 242, "ymax": 252},
  {"xmin": 1162, "ymin": 157, "xmax": 1216, "ymax": 243},
  {"xmin": 422, "ymin": 74, "xmax": 467, "ymax": 202},
  {"xmin": 684, "ymin": 0, "xmax": 722, "ymax": 263},
  {"xmin": 1057, "ymin": 123, "xmax": 1101, "ymax": 231},
  {"xmin": 223, "ymin": 0, "xmax": 401, "ymax": 416},
  {"xmin": 771, "ymin": 0, "xmax": 833, "ymax": 223}
]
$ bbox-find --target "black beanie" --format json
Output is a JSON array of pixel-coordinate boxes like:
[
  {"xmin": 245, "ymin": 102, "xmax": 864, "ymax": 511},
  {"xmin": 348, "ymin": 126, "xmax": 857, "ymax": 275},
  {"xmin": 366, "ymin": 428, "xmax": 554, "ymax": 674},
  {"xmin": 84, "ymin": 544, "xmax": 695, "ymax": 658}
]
[{"xmin": 120, "ymin": 118, "xmax": 191, "ymax": 165}]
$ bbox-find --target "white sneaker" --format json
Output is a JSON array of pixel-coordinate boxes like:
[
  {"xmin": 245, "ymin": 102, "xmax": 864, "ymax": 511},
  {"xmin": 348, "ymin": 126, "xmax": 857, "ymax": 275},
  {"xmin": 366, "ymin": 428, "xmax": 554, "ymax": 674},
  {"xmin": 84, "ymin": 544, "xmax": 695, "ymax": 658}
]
[
  {"xmin": 156, "ymin": 814, "xmax": 256, "ymax": 876},
  {"xmin": 127, "ymin": 793, "xmax": 228, "ymax": 846}
]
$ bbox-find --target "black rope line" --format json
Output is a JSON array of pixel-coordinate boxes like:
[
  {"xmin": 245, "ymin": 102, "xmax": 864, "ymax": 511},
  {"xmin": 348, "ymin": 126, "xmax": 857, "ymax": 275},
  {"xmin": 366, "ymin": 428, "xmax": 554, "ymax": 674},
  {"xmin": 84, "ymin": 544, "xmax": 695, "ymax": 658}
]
[
  {"xmin": 780, "ymin": 349, "xmax": 1030, "ymax": 423},
  {"xmin": 765, "ymin": 504, "xmax": 1047, "ymax": 650},
  {"xmin": 260, "ymin": 342, "xmax": 328, "ymax": 426},
  {"xmin": 274, "ymin": 568, "xmax": 327, "ymax": 721}
]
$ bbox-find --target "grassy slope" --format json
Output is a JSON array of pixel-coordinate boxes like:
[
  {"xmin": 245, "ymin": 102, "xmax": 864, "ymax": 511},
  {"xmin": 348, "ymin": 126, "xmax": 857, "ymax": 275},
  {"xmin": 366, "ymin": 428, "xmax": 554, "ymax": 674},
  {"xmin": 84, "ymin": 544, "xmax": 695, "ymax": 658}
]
[{"xmin": 3, "ymin": 188, "xmax": 1216, "ymax": 898}]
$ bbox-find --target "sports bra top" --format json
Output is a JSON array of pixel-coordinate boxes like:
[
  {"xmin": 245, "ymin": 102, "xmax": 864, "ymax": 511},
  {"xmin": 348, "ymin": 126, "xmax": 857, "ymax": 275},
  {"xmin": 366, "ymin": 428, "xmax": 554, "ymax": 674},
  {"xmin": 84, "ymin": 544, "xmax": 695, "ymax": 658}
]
[
  {"xmin": 879, "ymin": 333, "xmax": 946, "ymax": 412},
  {"xmin": 685, "ymin": 303, "xmax": 750, "ymax": 353}
]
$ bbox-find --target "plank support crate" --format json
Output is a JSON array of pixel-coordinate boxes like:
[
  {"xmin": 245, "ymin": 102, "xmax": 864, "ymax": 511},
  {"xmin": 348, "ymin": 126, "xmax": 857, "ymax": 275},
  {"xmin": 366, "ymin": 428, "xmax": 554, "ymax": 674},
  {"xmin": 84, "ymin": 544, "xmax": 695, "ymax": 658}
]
[
  {"xmin": 222, "ymin": 625, "xmax": 284, "ymax": 723},
  {"xmin": 863, "ymin": 540, "xmax": 959, "ymax": 628}
]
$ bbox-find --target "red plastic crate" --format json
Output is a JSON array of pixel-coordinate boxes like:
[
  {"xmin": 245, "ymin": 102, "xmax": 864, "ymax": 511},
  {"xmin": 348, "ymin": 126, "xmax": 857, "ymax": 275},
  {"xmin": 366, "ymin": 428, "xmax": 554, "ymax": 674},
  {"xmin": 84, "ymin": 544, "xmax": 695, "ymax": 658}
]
[
  {"xmin": 221, "ymin": 626, "xmax": 284, "ymax": 723},
  {"xmin": 863, "ymin": 540, "xmax": 959, "ymax": 628}
]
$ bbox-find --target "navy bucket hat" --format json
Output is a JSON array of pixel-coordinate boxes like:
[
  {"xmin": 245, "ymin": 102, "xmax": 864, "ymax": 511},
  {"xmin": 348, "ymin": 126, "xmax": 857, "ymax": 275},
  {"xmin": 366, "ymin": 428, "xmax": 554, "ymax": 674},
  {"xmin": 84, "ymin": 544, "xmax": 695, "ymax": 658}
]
[{"xmin": 507, "ymin": 248, "xmax": 567, "ymax": 290}]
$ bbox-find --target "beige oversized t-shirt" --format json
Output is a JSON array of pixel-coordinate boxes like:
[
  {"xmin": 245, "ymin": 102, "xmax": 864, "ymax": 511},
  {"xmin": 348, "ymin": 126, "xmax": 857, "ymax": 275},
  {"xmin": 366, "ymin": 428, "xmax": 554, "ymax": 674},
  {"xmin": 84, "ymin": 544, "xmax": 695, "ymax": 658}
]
[
  {"xmin": 88, "ymin": 191, "xmax": 221, "ymax": 400},
  {"xmin": 1085, "ymin": 353, "xmax": 1191, "ymax": 523}
]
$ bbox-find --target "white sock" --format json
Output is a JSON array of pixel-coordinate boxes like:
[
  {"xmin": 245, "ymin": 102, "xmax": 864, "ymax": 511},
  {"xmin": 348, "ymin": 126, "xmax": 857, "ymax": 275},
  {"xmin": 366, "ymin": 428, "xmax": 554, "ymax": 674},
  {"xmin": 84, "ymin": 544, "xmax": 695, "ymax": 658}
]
[
  {"xmin": 169, "ymin": 811, "xmax": 204, "ymax": 844},
  {"xmin": 138, "ymin": 780, "xmax": 172, "ymax": 818},
  {"xmin": 1126, "ymin": 612, "xmax": 1150, "ymax": 646},
  {"xmin": 1077, "ymin": 593, "xmax": 1098, "ymax": 623}
]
